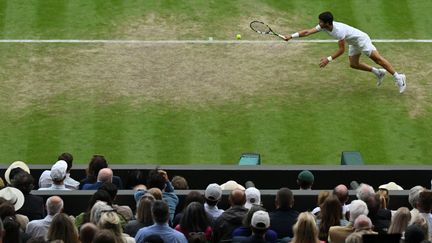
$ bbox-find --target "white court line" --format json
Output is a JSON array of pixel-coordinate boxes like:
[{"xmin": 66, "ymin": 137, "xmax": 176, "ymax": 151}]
[{"xmin": 0, "ymin": 39, "xmax": 432, "ymax": 44}]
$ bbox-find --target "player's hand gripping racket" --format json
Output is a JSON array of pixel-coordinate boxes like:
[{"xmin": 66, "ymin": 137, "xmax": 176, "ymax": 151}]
[{"xmin": 250, "ymin": 21, "xmax": 287, "ymax": 40}]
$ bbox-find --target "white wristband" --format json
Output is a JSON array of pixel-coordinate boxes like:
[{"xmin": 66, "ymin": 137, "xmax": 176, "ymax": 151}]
[
  {"xmin": 291, "ymin": 32, "xmax": 300, "ymax": 38},
  {"xmin": 327, "ymin": 56, "xmax": 333, "ymax": 62}
]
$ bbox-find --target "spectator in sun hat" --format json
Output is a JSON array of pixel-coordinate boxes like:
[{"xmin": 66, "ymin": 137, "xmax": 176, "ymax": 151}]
[
  {"xmin": 12, "ymin": 171, "xmax": 45, "ymax": 221},
  {"xmin": 0, "ymin": 187, "xmax": 29, "ymax": 231},
  {"xmin": 38, "ymin": 160, "xmax": 70, "ymax": 190},
  {"xmin": 4, "ymin": 161, "xmax": 30, "ymax": 186},
  {"xmin": 39, "ymin": 152, "xmax": 80, "ymax": 190},
  {"xmin": 221, "ymin": 180, "xmax": 246, "ymax": 191},
  {"xmin": 204, "ymin": 183, "xmax": 224, "ymax": 220},
  {"xmin": 297, "ymin": 170, "xmax": 314, "ymax": 190},
  {"xmin": 245, "ymin": 187, "xmax": 261, "ymax": 209}
]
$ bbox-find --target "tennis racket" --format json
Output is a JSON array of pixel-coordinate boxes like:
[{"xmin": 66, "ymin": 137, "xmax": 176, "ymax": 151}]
[{"xmin": 250, "ymin": 20, "xmax": 287, "ymax": 40}]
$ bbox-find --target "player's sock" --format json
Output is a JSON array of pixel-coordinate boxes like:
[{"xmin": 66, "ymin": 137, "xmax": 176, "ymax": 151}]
[
  {"xmin": 393, "ymin": 72, "xmax": 399, "ymax": 78},
  {"xmin": 371, "ymin": 67, "xmax": 380, "ymax": 76}
]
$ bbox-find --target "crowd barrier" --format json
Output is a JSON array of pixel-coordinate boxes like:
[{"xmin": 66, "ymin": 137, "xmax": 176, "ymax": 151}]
[
  {"xmin": 1, "ymin": 165, "xmax": 431, "ymax": 190},
  {"xmin": 31, "ymin": 189, "xmax": 412, "ymax": 217}
]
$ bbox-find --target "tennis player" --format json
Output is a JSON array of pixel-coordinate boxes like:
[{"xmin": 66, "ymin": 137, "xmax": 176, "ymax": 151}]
[{"xmin": 285, "ymin": 11, "xmax": 406, "ymax": 93}]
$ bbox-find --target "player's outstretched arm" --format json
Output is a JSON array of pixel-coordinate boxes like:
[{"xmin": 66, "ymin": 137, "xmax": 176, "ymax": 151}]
[
  {"xmin": 284, "ymin": 27, "xmax": 319, "ymax": 41},
  {"xmin": 319, "ymin": 39, "xmax": 345, "ymax": 68}
]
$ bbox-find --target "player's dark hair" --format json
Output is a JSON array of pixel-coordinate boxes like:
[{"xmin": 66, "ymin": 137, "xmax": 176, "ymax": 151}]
[{"xmin": 319, "ymin": 11, "xmax": 333, "ymax": 25}]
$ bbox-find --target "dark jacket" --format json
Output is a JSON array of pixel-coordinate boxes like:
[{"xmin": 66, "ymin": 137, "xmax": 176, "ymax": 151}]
[
  {"xmin": 212, "ymin": 205, "xmax": 248, "ymax": 242},
  {"xmin": 269, "ymin": 208, "xmax": 299, "ymax": 239},
  {"xmin": 16, "ymin": 194, "xmax": 45, "ymax": 221}
]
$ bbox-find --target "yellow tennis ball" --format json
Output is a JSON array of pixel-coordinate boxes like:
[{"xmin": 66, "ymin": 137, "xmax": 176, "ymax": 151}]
[{"xmin": 236, "ymin": 34, "xmax": 242, "ymax": 40}]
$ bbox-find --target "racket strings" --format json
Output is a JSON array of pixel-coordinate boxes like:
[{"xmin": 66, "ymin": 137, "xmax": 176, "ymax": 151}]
[{"xmin": 250, "ymin": 21, "xmax": 271, "ymax": 34}]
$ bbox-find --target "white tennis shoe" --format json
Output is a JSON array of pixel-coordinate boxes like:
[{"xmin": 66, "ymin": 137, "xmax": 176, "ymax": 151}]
[
  {"xmin": 375, "ymin": 69, "xmax": 386, "ymax": 87},
  {"xmin": 395, "ymin": 74, "xmax": 407, "ymax": 93}
]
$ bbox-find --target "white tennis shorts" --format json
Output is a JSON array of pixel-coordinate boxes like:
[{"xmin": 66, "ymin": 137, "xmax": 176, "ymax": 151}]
[{"xmin": 348, "ymin": 36, "xmax": 377, "ymax": 57}]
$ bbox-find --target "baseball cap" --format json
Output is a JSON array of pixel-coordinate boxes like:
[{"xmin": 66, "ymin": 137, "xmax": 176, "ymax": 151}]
[
  {"xmin": 298, "ymin": 170, "xmax": 314, "ymax": 183},
  {"xmin": 245, "ymin": 187, "xmax": 261, "ymax": 209},
  {"xmin": 220, "ymin": 180, "xmax": 245, "ymax": 191},
  {"xmin": 379, "ymin": 182, "xmax": 403, "ymax": 190},
  {"xmin": 4, "ymin": 161, "xmax": 30, "ymax": 185},
  {"xmin": 205, "ymin": 183, "xmax": 222, "ymax": 201},
  {"xmin": 50, "ymin": 160, "xmax": 68, "ymax": 181},
  {"xmin": 251, "ymin": 210, "xmax": 270, "ymax": 229}
]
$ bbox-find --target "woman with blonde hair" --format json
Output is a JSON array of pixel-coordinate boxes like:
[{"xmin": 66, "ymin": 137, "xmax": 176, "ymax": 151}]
[
  {"xmin": 98, "ymin": 211, "xmax": 134, "ymax": 243},
  {"xmin": 291, "ymin": 212, "xmax": 325, "ymax": 243},
  {"xmin": 388, "ymin": 207, "xmax": 411, "ymax": 234}
]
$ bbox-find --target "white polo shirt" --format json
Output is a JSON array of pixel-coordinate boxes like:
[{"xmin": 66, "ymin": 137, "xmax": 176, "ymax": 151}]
[{"xmin": 316, "ymin": 21, "xmax": 370, "ymax": 46}]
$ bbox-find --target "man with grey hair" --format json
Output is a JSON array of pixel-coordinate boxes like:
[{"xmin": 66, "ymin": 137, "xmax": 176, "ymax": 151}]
[
  {"xmin": 409, "ymin": 185, "xmax": 425, "ymax": 223},
  {"xmin": 328, "ymin": 199, "xmax": 369, "ymax": 243},
  {"xmin": 82, "ymin": 168, "xmax": 113, "ymax": 190},
  {"xmin": 25, "ymin": 196, "xmax": 64, "ymax": 238},
  {"xmin": 356, "ymin": 183, "xmax": 375, "ymax": 202}
]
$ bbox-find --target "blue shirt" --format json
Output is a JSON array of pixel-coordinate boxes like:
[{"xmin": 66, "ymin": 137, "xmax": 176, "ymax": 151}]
[{"xmin": 135, "ymin": 223, "xmax": 187, "ymax": 243}]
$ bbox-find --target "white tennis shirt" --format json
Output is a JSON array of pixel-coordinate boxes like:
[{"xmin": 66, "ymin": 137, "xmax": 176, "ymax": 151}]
[{"xmin": 315, "ymin": 21, "xmax": 370, "ymax": 46}]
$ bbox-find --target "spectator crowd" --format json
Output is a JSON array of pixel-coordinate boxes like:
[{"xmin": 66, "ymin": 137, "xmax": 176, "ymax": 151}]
[{"xmin": 0, "ymin": 153, "xmax": 431, "ymax": 243}]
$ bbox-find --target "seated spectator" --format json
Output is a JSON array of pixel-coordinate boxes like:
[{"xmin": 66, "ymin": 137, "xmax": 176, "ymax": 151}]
[
  {"xmin": 12, "ymin": 172, "xmax": 45, "ymax": 221},
  {"xmin": 38, "ymin": 153, "xmax": 79, "ymax": 190},
  {"xmin": 409, "ymin": 186, "xmax": 425, "ymax": 224},
  {"xmin": 99, "ymin": 182, "xmax": 133, "ymax": 221},
  {"xmin": 333, "ymin": 184, "xmax": 350, "ymax": 219},
  {"xmin": 317, "ymin": 195, "xmax": 349, "ymax": 241},
  {"xmin": 4, "ymin": 161, "xmax": 30, "ymax": 186},
  {"xmin": 125, "ymin": 194, "xmax": 155, "ymax": 237},
  {"xmin": 26, "ymin": 196, "xmax": 63, "ymax": 239},
  {"xmin": 47, "ymin": 213, "xmax": 79, "ymax": 243},
  {"xmin": 311, "ymin": 190, "xmax": 331, "ymax": 216},
  {"xmin": 135, "ymin": 200, "xmax": 187, "ymax": 243},
  {"xmin": 90, "ymin": 201, "xmax": 114, "ymax": 225},
  {"xmin": 175, "ymin": 202, "xmax": 212, "ymax": 241},
  {"xmin": 79, "ymin": 223, "xmax": 99, "ymax": 243},
  {"xmin": 269, "ymin": 188, "xmax": 299, "ymax": 240},
  {"xmin": 98, "ymin": 211, "xmax": 134, "ymax": 243},
  {"xmin": 213, "ymin": 189, "xmax": 248, "ymax": 242},
  {"xmin": 0, "ymin": 187, "xmax": 28, "ymax": 231},
  {"xmin": 221, "ymin": 180, "xmax": 245, "ymax": 191},
  {"xmin": 356, "ymin": 183, "xmax": 375, "ymax": 202},
  {"xmin": 148, "ymin": 188, "xmax": 163, "ymax": 200},
  {"xmin": 417, "ymin": 190, "xmax": 432, "ymax": 239},
  {"xmin": 3, "ymin": 216, "xmax": 23, "ymax": 243},
  {"xmin": 82, "ymin": 168, "xmax": 113, "ymax": 190},
  {"xmin": 297, "ymin": 170, "xmax": 314, "ymax": 190},
  {"xmin": 203, "ymin": 183, "xmax": 224, "ymax": 221},
  {"xmin": 352, "ymin": 215, "xmax": 377, "ymax": 236},
  {"xmin": 364, "ymin": 193, "xmax": 391, "ymax": 233},
  {"xmin": 134, "ymin": 169, "xmax": 178, "ymax": 224},
  {"xmin": 344, "ymin": 232, "xmax": 362, "ymax": 243},
  {"xmin": 245, "ymin": 187, "xmax": 262, "ymax": 209},
  {"xmin": 388, "ymin": 207, "xmax": 411, "ymax": 235},
  {"xmin": 328, "ymin": 200, "xmax": 369, "ymax": 243},
  {"xmin": 173, "ymin": 191, "xmax": 204, "ymax": 227},
  {"xmin": 233, "ymin": 205, "xmax": 278, "ymax": 243},
  {"xmin": 74, "ymin": 189, "xmax": 113, "ymax": 229},
  {"xmin": 405, "ymin": 224, "xmax": 426, "ymax": 243},
  {"xmin": 38, "ymin": 160, "xmax": 70, "ymax": 190},
  {"xmin": 238, "ymin": 210, "xmax": 272, "ymax": 243},
  {"xmin": 92, "ymin": 229, "xmax": 117, "ymax": 243},
  {"xmin": 290, "ymin": 212, "xmax": 324, "ymax": 243},
  {"xmin": 79, "ymin": 155, "xmax": 123, "ymax": 189},
  {"xmin": 172, "ymin": 176, "xmax": 189, "ymax": 190}
]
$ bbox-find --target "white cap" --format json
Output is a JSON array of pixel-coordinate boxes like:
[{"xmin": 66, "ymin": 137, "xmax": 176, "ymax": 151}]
[
  {"xmin": 379, "ymin": 182, "xmax": 403, "ymax": 190},
  {"xmin": 50, "ymin": 160, "xmax": 68, "ymax": 181},
  {"xmin": 245, "ymin": 187, "xmax": 261, "ymax": 209},
  {"xmin": 205, "ymin": 183, "xmax": 222, "ymax": 201},
  {"xmin": 251, "ymin": 210, "xmax": 270, "ymax": 229},
  {"xmin": 220, "ymin": 180, "xmax": 245, "ymax": 191}
]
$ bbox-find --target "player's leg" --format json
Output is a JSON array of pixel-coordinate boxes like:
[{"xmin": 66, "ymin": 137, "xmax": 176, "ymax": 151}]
[
  {"xmin": 349, "ymin": 54, "xmax": 373, "ymax": 72},
  {"xmin": 369, "ymin": 50, "xmax": 406, "ymax": 93}
]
